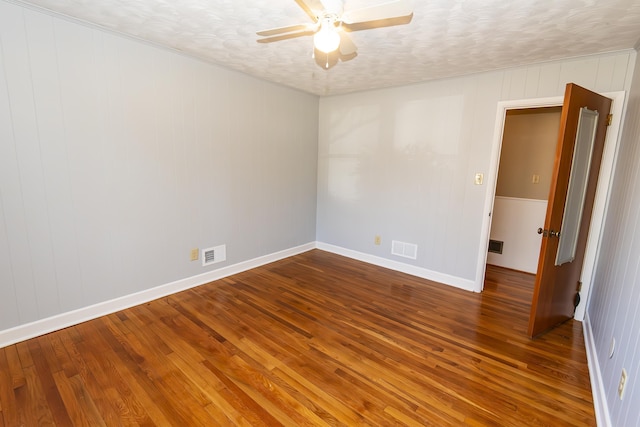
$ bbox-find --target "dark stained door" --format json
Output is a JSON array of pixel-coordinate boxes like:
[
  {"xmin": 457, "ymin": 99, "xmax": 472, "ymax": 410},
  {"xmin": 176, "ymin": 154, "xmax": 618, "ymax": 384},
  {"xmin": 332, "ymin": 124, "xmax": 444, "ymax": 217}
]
[{"xmin": 528, "ymin": 84, "xmax": 612, "ymax": 338}]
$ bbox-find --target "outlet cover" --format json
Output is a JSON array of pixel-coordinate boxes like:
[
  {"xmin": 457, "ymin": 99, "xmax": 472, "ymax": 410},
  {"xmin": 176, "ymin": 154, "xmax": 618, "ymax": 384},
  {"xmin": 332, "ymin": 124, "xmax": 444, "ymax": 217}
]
[
  {"xmin": 618, "ymin": 368, "xmax": 628, "ymax": 400},
  {"xmin": 190, "ymin": 248, "xmax": 199, "ymax": 261}
]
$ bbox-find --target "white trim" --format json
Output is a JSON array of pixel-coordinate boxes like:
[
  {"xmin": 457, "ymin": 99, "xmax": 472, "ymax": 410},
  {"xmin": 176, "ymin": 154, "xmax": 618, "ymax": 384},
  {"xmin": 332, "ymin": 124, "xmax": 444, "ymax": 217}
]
[
  {"xmin": 583, "ymin": 313, "xmax": 612, "ymax": 427},
  {"xmin": 0, "ymin": 242, "xmax": 316, "ymax": 349},
  {"xmin": 477, "ymin": 91, "xmax": 626, "ymax": 321},
  {"xmin": 493, "ymin": 196, "xmax": 548, "ymax": 204},
  {"xmin": 317, "ymin": 242, "xmax": 477, "ymax": 292}
]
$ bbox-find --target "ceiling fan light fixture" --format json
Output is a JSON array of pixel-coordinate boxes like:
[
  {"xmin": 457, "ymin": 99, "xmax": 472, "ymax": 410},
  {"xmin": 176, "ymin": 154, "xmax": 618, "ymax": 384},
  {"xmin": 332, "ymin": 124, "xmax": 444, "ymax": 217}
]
[
  {"xmin": 313, "ymin": 19, "xmax": 340, "ymax": 53},
  {"xmin": 257, "ymin": 0, "xmax": 414, "ymax": 68}
]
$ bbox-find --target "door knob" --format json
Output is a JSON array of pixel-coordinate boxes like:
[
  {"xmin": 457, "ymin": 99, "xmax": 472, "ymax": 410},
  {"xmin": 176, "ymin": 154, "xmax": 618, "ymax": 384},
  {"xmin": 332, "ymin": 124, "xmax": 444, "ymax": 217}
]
[{"xmin": 537, "ymin": 228, "xmax": 560, "ymax": 238}]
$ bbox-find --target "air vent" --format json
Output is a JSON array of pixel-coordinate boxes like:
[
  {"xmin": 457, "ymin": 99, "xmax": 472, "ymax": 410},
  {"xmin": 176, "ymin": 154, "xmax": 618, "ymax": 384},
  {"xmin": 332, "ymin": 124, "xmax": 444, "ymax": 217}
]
[
  {"xmin": 391, "ymin": 240, "xmax": 418, "ymax": 260},
  {"xmin": 202, "ymin": 244, "xmax": 226, "ymax": 267},
  {"xmin": 488, "ymin": 240, "xmax": 503, "ymax": 254}
]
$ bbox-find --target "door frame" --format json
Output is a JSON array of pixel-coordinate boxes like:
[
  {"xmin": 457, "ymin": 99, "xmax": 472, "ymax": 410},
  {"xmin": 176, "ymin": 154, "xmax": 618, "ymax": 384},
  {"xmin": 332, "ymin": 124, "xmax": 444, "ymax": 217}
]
[{"xmin": 475, "ymin": 91, "xmax": 626, "ymax": 320}]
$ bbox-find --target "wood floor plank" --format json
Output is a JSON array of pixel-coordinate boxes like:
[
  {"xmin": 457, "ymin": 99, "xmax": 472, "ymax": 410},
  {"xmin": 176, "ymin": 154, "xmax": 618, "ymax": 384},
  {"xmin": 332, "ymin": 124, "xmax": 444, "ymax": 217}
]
[
  {"xmin": 224, "ymin": 353, "xmax": 332, "ymax": 426},
  {"xmin": 57, "ymin": 329, "xmax": 141, "ymax": 427},
  {"xmin": 82, "ymin": 320, "xmax": 182, "ymax": 426},
  {"xmin": 3, "ymin": 345, "xmax": 25, "ymax": 390},
  {"xmin": 165, "ymin": 352, "xmax": 253, "ymax": 426},
  {"xmin": 99, "ymin": 315, "xmax": 214, "ymax": 426},
  {"xmin": 201, "ymin": 359, "xmax": 286, "ymax": 427},
  {"xmin": 74, "ymin": 322, "xmax": 169, "ymax": 427},
  {"xmin": 52, "ymin": 371, "xmax": 104, "ymax": 427},
  {"xmin": 0, "ymin": 250, "xmax": 596, "ymax": 425},
  {"xmin": 271, "ymin": 364, "xmax": 367, "ymax": 425},
  {"xmin": 25, "ymin": 339, "xmax": 73, "ymax": 425},
  {"xmin": 0, "ymin": 349, "xmax": 19, "ymax": 427},
  {"xmin": 14, "ymin": 364, "xmax": 56, "ymax": 426}
]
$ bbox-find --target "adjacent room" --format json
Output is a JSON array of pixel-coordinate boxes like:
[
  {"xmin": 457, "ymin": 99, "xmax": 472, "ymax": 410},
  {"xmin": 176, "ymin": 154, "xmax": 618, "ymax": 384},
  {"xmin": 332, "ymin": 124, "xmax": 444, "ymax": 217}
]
[{"xmin": 1, "ymin": 0, "xmax": 640, "ymax": 425}]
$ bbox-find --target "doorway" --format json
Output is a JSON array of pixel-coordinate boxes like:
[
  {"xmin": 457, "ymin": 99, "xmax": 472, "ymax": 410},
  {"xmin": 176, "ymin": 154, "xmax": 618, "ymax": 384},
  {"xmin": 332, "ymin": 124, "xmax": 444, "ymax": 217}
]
[
  {"xmin": 487, "ymin": 107, "xmax": 562, "ymax": 274},
  {"xmin": 476, "ymin": 91, "xmax": 625, "ymax": 322}
]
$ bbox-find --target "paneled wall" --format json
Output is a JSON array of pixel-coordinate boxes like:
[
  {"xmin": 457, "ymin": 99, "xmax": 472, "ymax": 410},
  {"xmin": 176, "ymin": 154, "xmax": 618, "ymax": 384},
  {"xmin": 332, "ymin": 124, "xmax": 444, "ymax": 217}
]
[
  {"xmin": 0, "ymin": 1, "xmax": 319, "ymax": 332},
  {"xmin": 588, "ymin": 49, "xmax": 640, "ymax": 426},
  {"xmin": 317, "ymin": 50, "xmax": 636, "ymax": 286}
]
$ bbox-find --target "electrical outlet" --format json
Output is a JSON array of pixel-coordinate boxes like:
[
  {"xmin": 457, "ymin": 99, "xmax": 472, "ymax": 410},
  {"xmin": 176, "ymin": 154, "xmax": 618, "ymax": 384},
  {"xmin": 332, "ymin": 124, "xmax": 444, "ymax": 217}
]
[
  {"xmin": 374, "ymin": 235, "xmax": 381, "ymax": 245},
  {"xmin": 618, "ymin": 368, "xmax": 628, "ymax": 400},
  {"xmin": 190, "ymin": 248, "xmax": 199, "ymax": 261}
]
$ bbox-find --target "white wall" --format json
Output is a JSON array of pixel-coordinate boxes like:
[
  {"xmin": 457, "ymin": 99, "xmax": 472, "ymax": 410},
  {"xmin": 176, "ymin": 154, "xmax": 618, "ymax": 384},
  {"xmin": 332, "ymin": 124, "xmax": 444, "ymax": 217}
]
[
  {"xmin": 487, "ymin": 197, "xmax": 545, "ymax": 274},
  {"xmin": 0, "ymin": 1, "xmax": 319, "ymax": 333},
  {"xmin": 587, "ymin": 48, "xmax": 640, "ymax": 426},
  {"xmin": 317, "ymin": 50, "xmax": 636, "ymax": 290}
]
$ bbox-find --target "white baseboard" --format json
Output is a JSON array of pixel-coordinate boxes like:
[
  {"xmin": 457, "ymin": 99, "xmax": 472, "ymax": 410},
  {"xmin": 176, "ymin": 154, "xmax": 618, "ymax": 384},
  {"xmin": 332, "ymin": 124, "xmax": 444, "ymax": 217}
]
[
  {"xmin": 1, "ymin": 241, "xmax": 477, "ymax": 348},
  {"xmin": 316, "ymin": 242, "xmax": 477, "ymax": 292},
  {"xmin": 583, "ymin": 313, "xmax": 611, "ymax": 427},
  {"xmin": 0, "ymin": 242, "xmax": 316, "ymax": 349}
]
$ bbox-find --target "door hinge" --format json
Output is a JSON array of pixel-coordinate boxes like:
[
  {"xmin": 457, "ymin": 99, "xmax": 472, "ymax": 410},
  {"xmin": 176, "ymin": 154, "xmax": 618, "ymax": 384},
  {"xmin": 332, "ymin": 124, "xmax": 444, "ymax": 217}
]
[
  {"xmin": 577, "ymin": 281, "xmax": 583, "ymax": 292},
  {"xmin": 607, "ymin": 114, "xmax": 613, "ymax": 126}
]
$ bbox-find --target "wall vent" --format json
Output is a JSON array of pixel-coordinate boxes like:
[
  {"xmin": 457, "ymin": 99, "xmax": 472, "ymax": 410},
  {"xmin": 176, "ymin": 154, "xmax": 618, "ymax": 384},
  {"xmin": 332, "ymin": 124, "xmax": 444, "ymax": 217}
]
[
  {"xmin": 391, "ymin": 240, "xmax": 418, "ymax": 260},
  {"xmin": 488, "ymin": 240, "xmax": 504, "ymax": 254},
  {"xmin": 202, "ymin": 244, "xmax": 226, "ymax": 267}
]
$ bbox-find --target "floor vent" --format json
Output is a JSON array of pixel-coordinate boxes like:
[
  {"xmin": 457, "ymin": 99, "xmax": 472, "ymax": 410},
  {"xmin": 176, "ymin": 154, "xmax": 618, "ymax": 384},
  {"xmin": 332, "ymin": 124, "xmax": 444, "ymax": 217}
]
[
  {"xmin": 391, "ymin": 240, "xmax": 418, "ymax": 260},
  {"xmin": 202, "ymin": 244, "xmax": 227, "ymax": 267},
  {"xmin": 488, "ymin": 240, "xmax": 504, "ymax": 254}
]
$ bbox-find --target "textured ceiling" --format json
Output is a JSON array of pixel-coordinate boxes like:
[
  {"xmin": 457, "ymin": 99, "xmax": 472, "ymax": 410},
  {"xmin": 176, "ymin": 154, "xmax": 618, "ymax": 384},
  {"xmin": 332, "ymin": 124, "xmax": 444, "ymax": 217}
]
[{"xmin": 9, "ymin": 0, "xmax": 640, "ymax": 96}]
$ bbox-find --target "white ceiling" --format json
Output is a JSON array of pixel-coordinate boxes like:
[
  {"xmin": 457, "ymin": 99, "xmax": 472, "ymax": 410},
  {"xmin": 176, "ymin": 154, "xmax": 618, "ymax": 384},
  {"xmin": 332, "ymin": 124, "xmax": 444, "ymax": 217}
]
[{"xmin": 10, "ymin": 0, "xmax": 640, "ymax": 96}]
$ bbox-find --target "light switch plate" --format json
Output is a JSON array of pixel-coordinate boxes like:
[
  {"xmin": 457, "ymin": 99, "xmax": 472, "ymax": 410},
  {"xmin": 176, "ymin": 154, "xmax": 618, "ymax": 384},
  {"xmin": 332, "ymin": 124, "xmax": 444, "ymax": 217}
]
[{"xmin": 474, "ymin": 173, "xmax": 484, "ymax": 185}]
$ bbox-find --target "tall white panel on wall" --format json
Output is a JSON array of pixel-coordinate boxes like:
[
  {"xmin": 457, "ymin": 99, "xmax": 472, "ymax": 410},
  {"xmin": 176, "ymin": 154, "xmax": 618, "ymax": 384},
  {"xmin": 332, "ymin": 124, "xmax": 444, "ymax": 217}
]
[{"xmin": 487, "ymin": 197, "xmax": 546, "ymax": 274}]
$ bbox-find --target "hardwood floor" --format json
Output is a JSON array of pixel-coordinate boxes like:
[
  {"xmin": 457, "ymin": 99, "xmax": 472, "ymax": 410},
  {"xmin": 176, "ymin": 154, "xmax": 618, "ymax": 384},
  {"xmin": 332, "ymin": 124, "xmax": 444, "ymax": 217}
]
[{"xmin": 0, "ymin": 250, "xmax": 595, "ymax": 426}]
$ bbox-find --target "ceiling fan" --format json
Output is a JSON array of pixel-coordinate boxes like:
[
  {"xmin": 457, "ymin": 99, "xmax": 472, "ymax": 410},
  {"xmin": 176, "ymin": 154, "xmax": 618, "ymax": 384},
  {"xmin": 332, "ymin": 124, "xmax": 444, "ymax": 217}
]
[{"xmin": 257, "ymin": 0, "xmax": 414, "ymax": 69}]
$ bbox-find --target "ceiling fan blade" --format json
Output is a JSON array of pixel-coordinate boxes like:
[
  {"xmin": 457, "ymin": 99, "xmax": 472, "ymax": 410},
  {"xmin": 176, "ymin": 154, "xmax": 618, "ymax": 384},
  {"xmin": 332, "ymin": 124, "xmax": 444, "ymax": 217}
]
[
  {"xmin": 342, "ymin": 0, "xmax": 413, "ymax": 24},
  {"xmin": 340, "ymin": 51, "xmax": 358, "ymax": 62},
  {"xmin": 294, "ymin": 0, "xmax": 324, "ymax": 21},
  {"xmin": 257, "ymin": 24, "xmax": 313, "ymax": 37},
  {"xmin": 257, "ymin": 30, "xmax": 316, "ymax": 43},
  {"xmin": 343, "ymin": 14, "xmax": 413, "ymax": 32},
  {"xmin": 339, "ymin": 32, "xmax": 357, "ymax": 56}
]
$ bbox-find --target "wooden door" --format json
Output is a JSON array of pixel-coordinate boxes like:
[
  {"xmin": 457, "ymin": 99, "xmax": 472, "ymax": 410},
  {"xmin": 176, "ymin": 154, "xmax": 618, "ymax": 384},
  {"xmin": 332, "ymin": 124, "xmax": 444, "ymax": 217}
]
[{"xmin": 528, "ymin": 84, "xmax": 612, "ymax": 338}]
